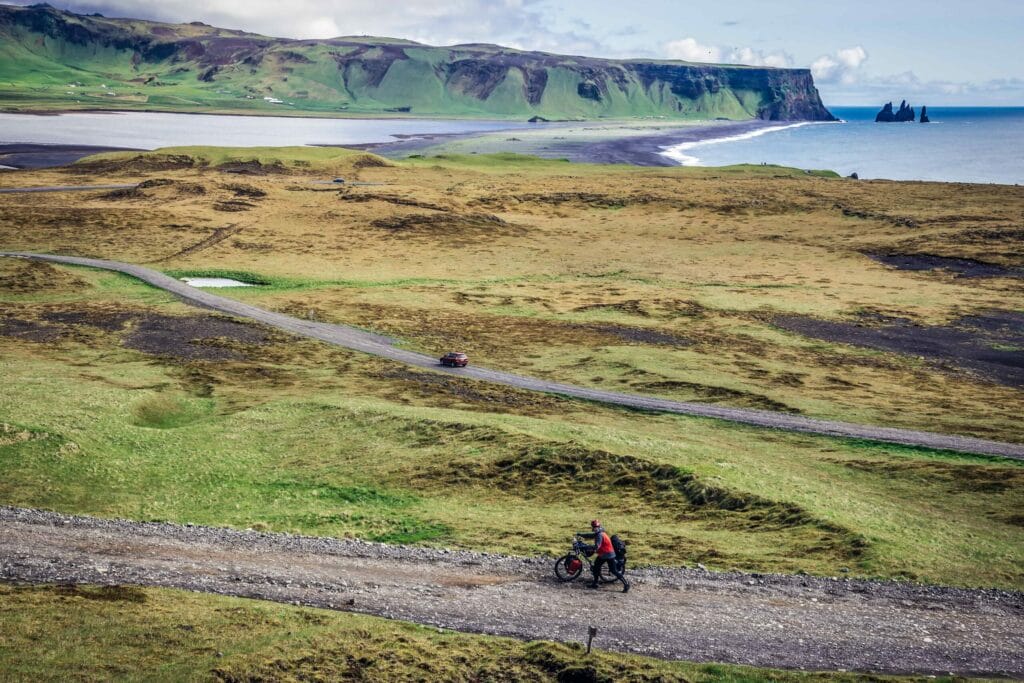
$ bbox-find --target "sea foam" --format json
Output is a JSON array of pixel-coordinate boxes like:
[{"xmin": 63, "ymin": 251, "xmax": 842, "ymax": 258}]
[{"xmin": 659, "ymin": 121, "xmax": 833, "ymax": 166}]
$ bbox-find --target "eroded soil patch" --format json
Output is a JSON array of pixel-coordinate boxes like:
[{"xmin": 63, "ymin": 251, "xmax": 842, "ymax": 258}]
[
  {"xmin": 0, "ymin": 303, "xmax": 273, "ymax": 363},
  {"xmin": 869, "ymin": 253, "xmax": 1024, "ymax": 278},
  {"xmin": 774, "ymin": 311, "xmax": 1024, "ymax": 388},
  {"xmin": 0, "ymin": 317, "xmax": 62, "ymax": 342},
  {"xmin": 125, "ymin": 314, "xmax": 270, "ymax": 361}
]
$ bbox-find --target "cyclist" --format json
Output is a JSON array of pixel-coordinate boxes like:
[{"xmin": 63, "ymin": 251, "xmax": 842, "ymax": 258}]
[{"xmin": 577, "ymin": 519, "xmax": 629, "ymax": 593}]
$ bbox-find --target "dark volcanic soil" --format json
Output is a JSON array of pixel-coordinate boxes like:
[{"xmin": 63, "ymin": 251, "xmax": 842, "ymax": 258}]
[
  {"xmin": 0, "ymin": 305, "xmax": 272, "ymax": 362},
  {"xmin": 868, "ymin": 253, "xmax": 1024, "ymax": 278},
  {"xmin": 123, "ymin": 313, "xmax": 270, "ymax": 360},
  {"xmin": 774, "ymin": 311, "xmax": 1024, "ymax": 388},
  {"xmin": 0, "ymin": 143, "xmax": 143, "ymax": 170}
]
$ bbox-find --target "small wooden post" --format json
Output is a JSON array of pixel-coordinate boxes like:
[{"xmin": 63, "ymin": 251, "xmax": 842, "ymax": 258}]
[{"xmin": 586, "ymin": 626, "xmax": 598, "ymax": 654}]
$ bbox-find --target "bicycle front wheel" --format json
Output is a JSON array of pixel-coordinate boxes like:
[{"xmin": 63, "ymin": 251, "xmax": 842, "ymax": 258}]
[{"xmin": 554, "ymin": 554, "xmax": 584, "ymax": 582}]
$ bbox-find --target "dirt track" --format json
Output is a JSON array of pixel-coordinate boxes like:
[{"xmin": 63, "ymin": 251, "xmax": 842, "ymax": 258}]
[
  {"xmin": 1, "ymin": 507, "xmax": 1021, "ymax": 677},
  {"xmin": 2, "ymin": 251, "xmax": 1022, "ymax": 460},
  {"xmin": 0, "ymin": 184, "xmax": 136, "ymax": 193}
]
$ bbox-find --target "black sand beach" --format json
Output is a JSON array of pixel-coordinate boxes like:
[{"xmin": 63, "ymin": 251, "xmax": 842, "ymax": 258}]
[
  {"xmin": 358, "ymin": 119, "xmax": 786, "ymax": 166},
  {"xmin": 0, "ymin": 143, "xmax": 142, "ymax": 170},
  {"xmin": 1, "ymin": 119, "xmax": 789, "ymax": 170}
]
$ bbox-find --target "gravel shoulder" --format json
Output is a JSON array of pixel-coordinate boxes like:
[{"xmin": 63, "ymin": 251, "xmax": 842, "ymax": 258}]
[
  {"xmin": 2, "ymin": 251, "xmax": 1022, "ymax": 460},
  {"xmin": 1, "ymin": 507, "xmax": 1021, "ymax": 677}
]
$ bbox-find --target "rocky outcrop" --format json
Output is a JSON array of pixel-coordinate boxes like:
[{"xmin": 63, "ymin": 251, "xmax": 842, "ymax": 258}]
[
  {"xmin": 920, "ymin": 106, "xmax": 930, "ymax": 123},
  {"xmin": 876, "ymin": 100, "xmax": 916, "ymax": 123},
  {"xmin": 895, "ymin": 100, "xmax": 915, "ymax": 122},
  {"xmin": 0, "ymin": 4, "xmax": 836, "ymax": 121}
]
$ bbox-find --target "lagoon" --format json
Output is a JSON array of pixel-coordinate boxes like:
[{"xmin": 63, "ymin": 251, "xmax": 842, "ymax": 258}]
[{"xmin": 0, "ymin": 111, "xmax": 532, "ymax": 150}]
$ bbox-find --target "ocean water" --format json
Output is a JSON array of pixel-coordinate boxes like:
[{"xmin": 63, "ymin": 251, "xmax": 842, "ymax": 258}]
[
  {"xmin": 661, "ymin": 107, "xmax": 1024, "ymax": 184},
  {"xmin": 0, "ymin": 111, "xmax": 529, "ymax": 149}
]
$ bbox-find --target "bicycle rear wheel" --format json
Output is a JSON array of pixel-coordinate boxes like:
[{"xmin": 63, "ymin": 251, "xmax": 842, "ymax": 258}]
[{"xmin": 598, "ymin": 558, "xmax": 626, "ymax": 584}]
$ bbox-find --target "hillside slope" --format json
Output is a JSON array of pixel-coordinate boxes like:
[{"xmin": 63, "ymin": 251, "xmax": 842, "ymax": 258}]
[{"xmin": 0, "ymin": 4, "xmax": 834, "ymax": 121}]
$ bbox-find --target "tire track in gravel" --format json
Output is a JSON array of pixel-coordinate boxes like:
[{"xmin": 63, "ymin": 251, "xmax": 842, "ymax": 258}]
[
  {"xmin": 2, "ymin": 252, "xmax": 1023, "ymax": 460},
  {"xmin": 1, "ymin": 508, "xmax": 1022, "ymax": 677}
]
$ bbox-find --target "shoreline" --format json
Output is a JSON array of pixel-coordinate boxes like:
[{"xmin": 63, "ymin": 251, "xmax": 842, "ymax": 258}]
[
  {"xmin": 568, "ymin": 120, "xmax": 792, "ymax": 166},
  {"xmin": 0, "ymin": 112, "xmax": 833, "ymax": 172},
  {"xmin": 658, "ymin": 121, "xmax": 834, "ymax": 166},
  {"xmin": 362, "ymin": 119, "xmax": 800, "ymax": 167}
]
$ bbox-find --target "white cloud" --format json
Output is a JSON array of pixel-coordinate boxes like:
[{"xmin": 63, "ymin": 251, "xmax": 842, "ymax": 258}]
[
  {"xmin": 665, "ymin": 38, "xmax": 723, "ymax": 63},
  {"xmin": 811, "ymin": 46, "xmax": 868, "ymax": 84},
  {"xmin": 836, "ymin": 46, "xmax": 868, "ymax": 70},
  {"xmin": 664, "ymin": 37, "xmax": 792, "ymax": 68},
  {"xmin": 16, "ymin": 0, "xmax": 608, "ymax": 54}
]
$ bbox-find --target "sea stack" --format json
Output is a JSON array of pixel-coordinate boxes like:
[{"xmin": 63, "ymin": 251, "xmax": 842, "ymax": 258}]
[
  {"xmin": 920, "ymin": 106, "xmax": 930, "ymax": 123},
  {"xmin": 894, "ymin": 100, "xmax": 915, "ymax": 122},
  {"xmin": 875, "ymin": 100, "xmax": 917, "ymax": 122}
]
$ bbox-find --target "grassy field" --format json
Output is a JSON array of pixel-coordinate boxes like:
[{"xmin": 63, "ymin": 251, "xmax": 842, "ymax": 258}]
[
  {"xmin": 0, "ymin": 148, "xmax": 1021, "ymax": 676},
  {"xmin": 1, "ymin": 583, "xmax": 948, "ymax": 682},
  {"xmin": 1, "ymin": 151, "xmax": 1022, "ymax": 589}
]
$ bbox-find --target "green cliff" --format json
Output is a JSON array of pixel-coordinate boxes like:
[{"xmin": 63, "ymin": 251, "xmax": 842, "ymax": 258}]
[{"xmin": 0, "ymin": 4, "xmax": 834, "ymax": 121}]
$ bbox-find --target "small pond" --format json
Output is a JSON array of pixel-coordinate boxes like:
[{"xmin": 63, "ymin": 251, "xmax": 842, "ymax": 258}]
[{"xmin": 180, "ymin": 277, "xmax": 256, "ymax": 288}]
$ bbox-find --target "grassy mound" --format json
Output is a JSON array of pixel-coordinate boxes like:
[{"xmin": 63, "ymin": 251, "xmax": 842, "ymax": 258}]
[
  {"xmin": 74, "ymin": 146, "xmax": 390, "ymax": 174},
  {"xmin": 411, "ymin": 422, "xmax": 867, "ymax": 564}
]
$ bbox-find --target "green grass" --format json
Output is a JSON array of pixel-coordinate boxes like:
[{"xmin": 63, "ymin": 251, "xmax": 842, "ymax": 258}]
[
  {"xmin": 0, "ymin": 583, "xmax": 937, "ymax": 683},
  {"xmin": 130, "ymin": 393, "xmax": 215, "ymax": 429},
  {"xmin": 76, "ymin": 145, "xmax": 388, "ymax": 172}
]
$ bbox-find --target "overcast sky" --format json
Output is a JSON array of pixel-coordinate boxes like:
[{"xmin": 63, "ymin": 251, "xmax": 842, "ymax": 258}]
[{"xmin": 13, "ymin": 0, "xmax": 1024, "ymax": 105}]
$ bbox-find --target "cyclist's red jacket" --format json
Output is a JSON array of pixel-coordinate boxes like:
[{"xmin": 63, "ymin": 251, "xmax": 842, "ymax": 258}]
[{"xmin": 581, "ymin": 528, "xmax": 616, "ymax": 559}]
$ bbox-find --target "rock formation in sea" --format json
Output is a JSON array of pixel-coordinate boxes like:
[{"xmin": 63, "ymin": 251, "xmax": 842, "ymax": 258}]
[
  {"xmin": 920, "ymin": 106, "xmax": 930, "ymax": 123},
  {"xmin": 895, "ymin": 100, "xmax": 916, "ymax": 122},
  {"xmin": 876, "ymin": 100, "xmax": 916, "ymax": 122}
]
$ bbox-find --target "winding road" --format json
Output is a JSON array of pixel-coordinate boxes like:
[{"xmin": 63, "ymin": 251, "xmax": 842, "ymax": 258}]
[
  {"xmin": 3, "ymin": 251, "xmax": 1023, "ymax": 460},
  {"xmin": 2, "ymin": 507, "xmax": 1021, "ymax": 677},
  {"xmin": 0, "ymin": 184, "xmax": 136, "ymax": 194}
]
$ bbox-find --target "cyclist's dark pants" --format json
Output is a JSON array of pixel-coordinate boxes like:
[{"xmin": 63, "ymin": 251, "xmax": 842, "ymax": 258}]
[{"xmin": 591, "ymin": 555, "xmax": 628, "ymax": 587}]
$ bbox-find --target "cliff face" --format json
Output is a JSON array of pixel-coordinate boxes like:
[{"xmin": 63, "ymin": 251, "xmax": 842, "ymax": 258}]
[{"xmin": 0, "ymin": 5, "xmax": 835, "ymax": 121}]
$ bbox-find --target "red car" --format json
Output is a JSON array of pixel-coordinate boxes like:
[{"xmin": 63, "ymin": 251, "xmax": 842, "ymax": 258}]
[{"xmin": 440, "ymin": 352, "xmax": 469, "ymax": 367}]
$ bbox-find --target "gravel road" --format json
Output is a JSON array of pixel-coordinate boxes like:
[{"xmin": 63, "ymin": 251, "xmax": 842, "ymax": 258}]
[
  {"xmin": 0, "ymin": 184, "xmax": 136, "ymax": 194},
  {"xmin": 1, "ymin": 507, "xmax": 1021, "ymax": 676},
  {"xmin": 3, "ymin": 251, "xmax": 1022, "ymax": 459}
]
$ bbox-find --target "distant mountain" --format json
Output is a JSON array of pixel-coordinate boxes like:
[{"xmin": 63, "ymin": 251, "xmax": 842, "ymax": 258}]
[{"xmin": 0, "ymin": 4, "xmax": 835, "ymax": 121}]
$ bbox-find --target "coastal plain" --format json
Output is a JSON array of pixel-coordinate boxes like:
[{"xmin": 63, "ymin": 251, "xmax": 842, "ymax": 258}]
[{"xmin": 1, "ymin": 146, "xmax": 1022, "ymax": 679}]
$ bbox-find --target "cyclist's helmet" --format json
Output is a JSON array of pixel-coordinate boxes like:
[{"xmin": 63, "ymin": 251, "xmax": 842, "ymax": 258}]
[{"xmin": 590, "ymin": 519, "xmax": 600, "ymax": 529}]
